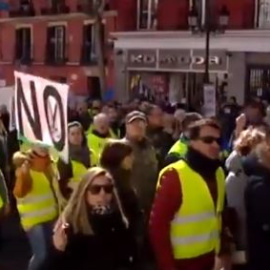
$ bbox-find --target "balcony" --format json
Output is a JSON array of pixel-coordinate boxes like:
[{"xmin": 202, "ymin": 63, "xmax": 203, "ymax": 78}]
[
  {"xmin": 9, "ymin": 3, "xmax": 35, "ymax": 18},
  {"xmin": 41, "ymin": 3, "xmax": 70, "ymax": 16}
]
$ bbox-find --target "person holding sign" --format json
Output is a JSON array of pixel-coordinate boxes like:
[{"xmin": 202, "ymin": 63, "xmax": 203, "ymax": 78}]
[
  {"xmin": 57, "ymin": 122, "xmax": 98, "ymax": 200},
  {"xmin": 12, "ymin": 144, "xmax": 62, "ymax": 270}
]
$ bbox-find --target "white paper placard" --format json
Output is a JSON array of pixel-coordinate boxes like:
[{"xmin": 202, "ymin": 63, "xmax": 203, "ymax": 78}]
[{"xmin": 14, "ymin": 71, "xmax": 69, "ymax": 162}]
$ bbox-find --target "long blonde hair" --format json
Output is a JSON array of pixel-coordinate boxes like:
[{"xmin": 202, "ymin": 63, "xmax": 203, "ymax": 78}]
[
  {"xmin": 59, "ymin": 167, "xmax": 128, "ymax": 235},
  {"xmin": 234, "ymin": 127, "xmax": 266, "ymax": 156}
]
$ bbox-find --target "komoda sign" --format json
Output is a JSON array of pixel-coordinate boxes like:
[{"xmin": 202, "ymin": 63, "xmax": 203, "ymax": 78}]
[
  {"xmin": 16, "ymin": 77, "xmax": 66, "ymax": 152},
  {"xmin": 131, "ymin": 54, "xmax": 221, "ymax": 65}
]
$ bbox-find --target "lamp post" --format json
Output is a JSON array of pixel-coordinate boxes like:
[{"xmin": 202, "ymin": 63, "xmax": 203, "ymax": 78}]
[{"xmin": 188, "ymin": 3, "xmax": 230, "ymax": 84}]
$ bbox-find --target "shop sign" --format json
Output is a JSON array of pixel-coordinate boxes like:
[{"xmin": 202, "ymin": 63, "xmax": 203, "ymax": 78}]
[
  {"xmin": 126, "ymin": 49, "xmax": 227, "ymax": 71},
  {"xmin": 127, "ymin": 50, "xmax": 156, "ymax": 68},
  {"xmin": 159, "ymin": 49, "xmax": 227, "ymax": 71}
]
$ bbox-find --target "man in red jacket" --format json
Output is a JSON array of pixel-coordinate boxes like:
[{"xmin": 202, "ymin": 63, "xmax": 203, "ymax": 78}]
[{"xmin": 149, "ymin": 118, "xmax": 232, "ymax": 270}]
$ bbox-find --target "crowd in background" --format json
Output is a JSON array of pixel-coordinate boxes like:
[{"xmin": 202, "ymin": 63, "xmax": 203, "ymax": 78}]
[{"xmin": 0, "ymin": 95, "xmax": 270, "ymax": 270}]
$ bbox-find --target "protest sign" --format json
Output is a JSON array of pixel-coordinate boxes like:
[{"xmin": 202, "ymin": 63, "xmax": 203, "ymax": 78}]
[{"xmin": 14, "ymin": 71, "xmax": 69, "ymax": 162}]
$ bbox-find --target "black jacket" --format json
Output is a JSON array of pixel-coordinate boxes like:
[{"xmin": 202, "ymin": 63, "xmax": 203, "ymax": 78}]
[
  {"xmin": 243, "ymin": 154, "xmax": 270, "ymax": 270},
  {"xmin": 48, "ymin": 211, "xmax": 137, "ymax": 270}
]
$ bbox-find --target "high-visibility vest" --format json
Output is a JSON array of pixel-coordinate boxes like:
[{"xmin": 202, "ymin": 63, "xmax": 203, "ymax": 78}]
[
  {"xmin": 87, "ymin": 132, "xmax": 111, "ymax": 160},
  {"xmin": 16, "ymin": 170, "xmax": 59, "ymax": 230},
  {"xmin": 69, "ymin": 150, "xmax": 98, "ymax": 190},
  {"xmin": 86, "ymin": 124, "xmax": 118, "ymax": 138},
  {"xmin": 168, "ymin": 140, "xmax": 188, "ymax": 157},
  {"xmin": 157, "ymin": 160, "xmax": 225, "ymax": 259},
  {"xmin": 0, "ymin": 195, "xmax": 3, "ymax": 210}
]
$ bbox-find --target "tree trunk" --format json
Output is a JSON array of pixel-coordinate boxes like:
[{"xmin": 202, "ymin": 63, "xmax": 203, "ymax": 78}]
[
  {"xmin": 94, "ymin": 13, "xmax": 107, "ymax": 100},
  {"xmin": 83, "ymin": 0, "xmax": 106, "ymax": 100}
]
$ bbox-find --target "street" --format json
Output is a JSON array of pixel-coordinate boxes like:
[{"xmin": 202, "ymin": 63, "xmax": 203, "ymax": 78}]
[{"xmin": 0, "ymin": 212, "xmax": 30, "ymax": 270}]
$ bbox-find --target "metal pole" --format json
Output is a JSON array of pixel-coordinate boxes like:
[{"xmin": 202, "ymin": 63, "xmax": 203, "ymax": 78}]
[{"xmin": 204, "ymin": 0, "xmax": 210, "ymax": 84}]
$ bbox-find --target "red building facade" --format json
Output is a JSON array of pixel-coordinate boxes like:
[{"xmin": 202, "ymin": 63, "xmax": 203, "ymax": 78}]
[
  {"xmin": 0, "ymin": 0, "xmax": 265, "ymax": 98},
  {"xmin": 0, "ymin": 0, "xmax": 117, "ymax": 96},
  {"xmin": 112, "ymin": 0, "xmax": 270, "ymax": 105}
]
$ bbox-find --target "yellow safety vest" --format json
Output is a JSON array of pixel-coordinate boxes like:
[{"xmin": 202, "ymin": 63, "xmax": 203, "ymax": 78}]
[
  {"xmin": 168, "ymin": 140, "xmax": 188, "ymax": 157},
  {"xmin": 0, "ymin": 195, "xmax": 3, "ymax": 210},
  {"xmin": 157, "ymin": 160, "xmax": 225, "ymax": 259},
  {"xmin": 86, "ymin": 132, "xmax": 111, "ymax": 160},
  {"xmin": 69, "ymin": 150, "xmax": 98, "ymax": 190},
  {"xmin": 16, "ymin": 170, "xmax": 59, "ymax": 230},
  {"xmin": 86, "ymin": 124, "xmax": 118, "ymax": 138}
]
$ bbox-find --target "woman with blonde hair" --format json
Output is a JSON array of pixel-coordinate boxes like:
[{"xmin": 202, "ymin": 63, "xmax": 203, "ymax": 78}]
[
  {"xmin": 225, "ymin": 127, "xmax": 266, "ymax": 268},
  {"xmin": 50, "ymin": 167, "xmax": 136, "ymax": 270},
  {"xmin": 243, "ymin": 138, "xmax": 270, "ymax": 269}
]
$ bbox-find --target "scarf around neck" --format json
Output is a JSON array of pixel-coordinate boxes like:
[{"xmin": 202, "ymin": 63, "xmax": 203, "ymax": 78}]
[
  {"xmin": 69, "ymin": 144, "xmax": 91, "ymax": 168},
  {"xmin": 185, "ymin": 146, "xmax": 221, "ymax": 179}
]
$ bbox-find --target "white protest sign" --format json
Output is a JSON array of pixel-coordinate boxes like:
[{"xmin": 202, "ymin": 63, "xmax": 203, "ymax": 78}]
[
  {"xmin": 203, "ymin": 84, "xmax": 216, "ymax": 117},
  {"xmin": 14, "ymin": 71, "xmax": 69, "ymax": 162}
]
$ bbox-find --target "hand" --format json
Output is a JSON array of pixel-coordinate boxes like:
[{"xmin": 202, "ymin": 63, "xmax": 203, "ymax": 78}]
[
  {"xmin": 235, "ymin": 113, "xmax": 246, "ymax": 132},
  {"xmin": 53, "ymin": 221, "xmax": 69, "ymax": 252},
  {"xmin": 213, "ymin": 255, "xmax": 232, "ymax": 270}
]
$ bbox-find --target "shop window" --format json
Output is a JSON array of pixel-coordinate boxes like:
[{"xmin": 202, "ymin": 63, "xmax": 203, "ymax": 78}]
[
  {"xmin": 247, "ymin": 66, "xmax": 270, "ymax": 100},
  {"xmin": 137, "ymin": 0, "xmax": 158, "ymax": 30},
  {"xmin": 15, "ymin": 27, "xmax": 32, "ymax": 64},
  {"xmin": 257, "ymin": 0, "xmax": 270, "ymax": 28},
  {"xmin": 46, "ymin": 25, "xmax": 66, "ymax": 64}
]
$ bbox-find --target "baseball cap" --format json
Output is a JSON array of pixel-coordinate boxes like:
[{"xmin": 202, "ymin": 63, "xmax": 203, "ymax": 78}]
[{"xmin": 125, "ymin": 110, "xmax": 146, "ymax": 124}]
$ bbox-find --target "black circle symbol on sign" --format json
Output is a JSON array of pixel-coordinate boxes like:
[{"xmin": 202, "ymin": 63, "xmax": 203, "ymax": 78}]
[{"xmin": 43, "ymin": 86, "xmax": 65, "ymax": 151}]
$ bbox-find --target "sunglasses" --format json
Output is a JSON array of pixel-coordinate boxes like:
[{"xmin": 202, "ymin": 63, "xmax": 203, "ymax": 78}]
[
  {"xmin": 199, "ymin": 136, "xmax": 222, "ymax": 146},
  {"xmin": 88, "ymin": 184, "xmax": 114, "ymax": 195}
]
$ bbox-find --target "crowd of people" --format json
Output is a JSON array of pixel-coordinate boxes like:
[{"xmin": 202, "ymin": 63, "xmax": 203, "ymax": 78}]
[{"xmin": 0, "ymin": 96, "xmax": 270, "ymax": 270}]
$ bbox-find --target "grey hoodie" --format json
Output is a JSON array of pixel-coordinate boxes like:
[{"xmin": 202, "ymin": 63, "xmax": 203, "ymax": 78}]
[{"xmin": 225, "ymin": 150, "xmax": 247, "ymax": 250}]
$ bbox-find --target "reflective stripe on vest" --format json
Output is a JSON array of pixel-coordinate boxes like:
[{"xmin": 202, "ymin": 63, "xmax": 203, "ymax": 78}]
[
  {"xmin": 16, "ymin": 170, "xmax": 58, "ymax": 230},
  {"xmin": 157, "ymin": 160, "xmax": 225, "ymax": 259}
]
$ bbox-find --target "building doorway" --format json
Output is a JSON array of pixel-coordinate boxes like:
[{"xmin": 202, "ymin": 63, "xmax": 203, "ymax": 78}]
[
  {"xmin": 87, "ymin": 76, "xmax": 101, "ymax": 100},
  {"xmin": 247, "ymin": 65, "xmax": 270, "ymax": 101}
]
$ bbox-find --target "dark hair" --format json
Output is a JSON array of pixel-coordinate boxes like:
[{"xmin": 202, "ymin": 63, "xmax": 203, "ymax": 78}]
[
  {"xmin": 188, "ymin": 118, "xmax": 221, "ymax": 140},
  {"xmin": 68, "ymin": 121, "xmax": 87, "ymax": 146},
  {"xmin": 100, "ymin": 140, "xmax": 133, "ymax": 170},
  {"xmin": 143, "ymin": 104, "xmax": 160, "ymax": 116},
  {"xmin": 245, "ymin": 99, "xmax": 266, "ymax": 116},
  {"xmin": 182, "ymin": 113, "xmax": 202, "ymax": 131}
]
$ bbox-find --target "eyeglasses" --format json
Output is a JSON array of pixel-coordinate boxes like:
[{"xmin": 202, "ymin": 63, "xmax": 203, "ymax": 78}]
[
  {"xmin": 199, "ymin": 136, "xmax": 222, "ymax": 146},
  {"xmin": 88, "ymin": 184, "xmax": 114, "ymax": 195}
]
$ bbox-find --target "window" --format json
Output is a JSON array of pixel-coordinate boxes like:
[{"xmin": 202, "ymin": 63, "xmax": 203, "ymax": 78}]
[
  {"xmin": 81, "ymin": 23, "xmax": 105, "ymax": 64},
  {"xmin": 46, "ymin": 25, "xmax": 66, "ymax": 64},
  {"xmin": 189, "ymin": 0, "xmax": 205, "ymax": 26},
  {"xmin": 137, "ymin": 0, "xmax": 158, "ymax": 30},
  {"xmin": 257, "ymin": 0, "xmax": 270, "ymax": 28},
  {"xmin": 15, "ymin": 27, "xmax": 32, "ymax": 63}
]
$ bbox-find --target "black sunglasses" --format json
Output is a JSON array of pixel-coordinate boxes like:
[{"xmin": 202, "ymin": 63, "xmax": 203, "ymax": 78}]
[
  {"xmin": 88, "ymin": 184, "xmax": 114, "ymax": 195},
  {"xmin": 199, "ymin": 136, "xmax": 222, "ymax": 146}
]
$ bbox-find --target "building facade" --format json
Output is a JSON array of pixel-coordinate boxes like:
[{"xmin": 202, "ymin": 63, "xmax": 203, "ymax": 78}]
[
  {"xmin": 112, "ymin": 0, "xmax": 270, "ymax": 106},
  {"xmin": 0, "ymin": 0, "xmax": 117, "ymax": 96}
]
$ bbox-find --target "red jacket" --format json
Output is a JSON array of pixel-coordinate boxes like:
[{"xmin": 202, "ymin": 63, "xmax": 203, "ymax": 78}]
[{"xmin": 149, "ymin": 168, "xmax": 229, "ymax": 270}]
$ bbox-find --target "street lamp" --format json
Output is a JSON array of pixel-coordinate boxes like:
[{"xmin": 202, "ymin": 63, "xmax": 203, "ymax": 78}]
[{"xmin": 188, "ymin": 3, "xmax": 230, "ymax": 83}]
